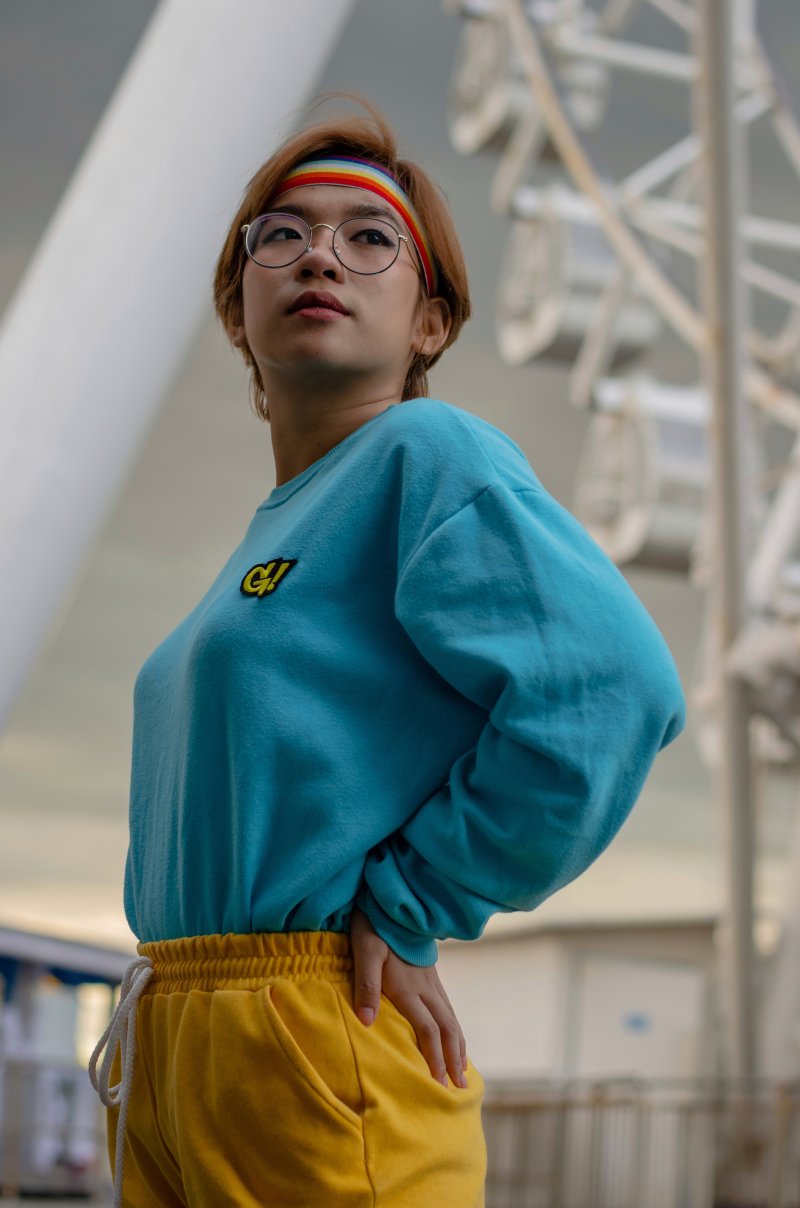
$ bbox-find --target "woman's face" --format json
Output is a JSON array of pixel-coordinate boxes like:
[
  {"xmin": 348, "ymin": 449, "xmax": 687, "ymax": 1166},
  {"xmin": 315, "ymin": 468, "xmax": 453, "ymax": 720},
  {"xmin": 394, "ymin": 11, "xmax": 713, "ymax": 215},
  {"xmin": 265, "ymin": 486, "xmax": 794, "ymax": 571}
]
[{"xmin": 233, "ymin": 184, "xmax": 448, "ymax": 398}]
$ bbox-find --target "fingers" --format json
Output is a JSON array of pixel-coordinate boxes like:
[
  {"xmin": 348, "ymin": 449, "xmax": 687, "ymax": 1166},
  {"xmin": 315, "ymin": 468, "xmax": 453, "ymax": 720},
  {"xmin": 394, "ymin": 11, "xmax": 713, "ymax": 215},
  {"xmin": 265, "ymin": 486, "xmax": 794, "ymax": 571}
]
[
  {"xmin": 350, "ymin": 918, "xmax": 469, "ymax": 1089},
  {"xmin": 350, "ymin": 911, "xmax": 388, "ymax": 1027},
  {"xmin": 412, "ymin": 995, "xmax": 469, "ymax": 1089},
  {"xmin": 355, "ymin": 972, "xmax": 382, "ymax": 1027},
  {"xmin": 432, "ymin": 979, "xmax": 469, "ymax": 1074}
]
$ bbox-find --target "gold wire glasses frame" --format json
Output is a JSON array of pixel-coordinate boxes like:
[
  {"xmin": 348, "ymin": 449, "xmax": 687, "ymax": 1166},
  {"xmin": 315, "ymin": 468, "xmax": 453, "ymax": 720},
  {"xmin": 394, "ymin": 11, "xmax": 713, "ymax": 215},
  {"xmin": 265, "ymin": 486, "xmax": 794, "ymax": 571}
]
[{"xmin": 240, "ymin": 212, "xmax": 423, "ymax": 281}]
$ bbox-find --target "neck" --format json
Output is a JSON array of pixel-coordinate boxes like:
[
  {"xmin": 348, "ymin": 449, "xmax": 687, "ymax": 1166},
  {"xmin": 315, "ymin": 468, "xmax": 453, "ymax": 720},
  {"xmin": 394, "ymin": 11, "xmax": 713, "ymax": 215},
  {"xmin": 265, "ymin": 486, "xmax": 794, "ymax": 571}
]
[{"xmin": 263, "ymin": 369, "xmax": 403, "ymax": 487}]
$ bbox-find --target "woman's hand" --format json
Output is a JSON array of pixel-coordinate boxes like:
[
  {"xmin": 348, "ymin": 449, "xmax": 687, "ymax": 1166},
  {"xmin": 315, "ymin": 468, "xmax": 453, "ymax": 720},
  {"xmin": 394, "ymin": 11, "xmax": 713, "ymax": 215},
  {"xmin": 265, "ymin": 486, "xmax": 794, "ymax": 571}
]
[{"xmin": 349, "ymin": 904, "xmax": 469, "ymax": 1089}]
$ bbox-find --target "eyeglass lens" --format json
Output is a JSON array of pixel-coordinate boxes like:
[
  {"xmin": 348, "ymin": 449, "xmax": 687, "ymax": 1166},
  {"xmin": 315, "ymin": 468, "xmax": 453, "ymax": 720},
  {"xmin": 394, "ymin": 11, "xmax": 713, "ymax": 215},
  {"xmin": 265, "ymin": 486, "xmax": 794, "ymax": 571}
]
[{"xmin": 245, "ymin": 214, "xmax": 402, "ymax": 274}]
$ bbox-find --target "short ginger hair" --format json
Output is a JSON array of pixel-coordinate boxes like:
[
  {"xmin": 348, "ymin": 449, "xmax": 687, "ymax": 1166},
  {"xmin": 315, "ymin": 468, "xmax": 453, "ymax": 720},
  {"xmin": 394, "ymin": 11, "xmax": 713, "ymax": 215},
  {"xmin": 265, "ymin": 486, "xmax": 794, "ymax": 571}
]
[{"xmin": 212, "ymin": 95, "xmax": 471, "ymax": 423}]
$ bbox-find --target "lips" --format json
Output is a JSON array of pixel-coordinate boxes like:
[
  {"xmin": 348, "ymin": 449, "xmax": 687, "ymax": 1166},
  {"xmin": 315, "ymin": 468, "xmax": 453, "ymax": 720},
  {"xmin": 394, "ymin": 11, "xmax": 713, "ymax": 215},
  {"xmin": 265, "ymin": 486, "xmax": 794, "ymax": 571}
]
[{"xmin": 288, "ymin": 291, "xmax": 350, "ymax": 316}]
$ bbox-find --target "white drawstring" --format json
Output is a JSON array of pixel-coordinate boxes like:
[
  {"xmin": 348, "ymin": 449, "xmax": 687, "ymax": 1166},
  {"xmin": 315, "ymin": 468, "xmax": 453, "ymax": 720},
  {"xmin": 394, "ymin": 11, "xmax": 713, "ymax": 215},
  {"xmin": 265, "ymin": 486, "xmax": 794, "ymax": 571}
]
[{"xmin": 88, "ymin": 955, "xmax": 154, "ymax": 1208}]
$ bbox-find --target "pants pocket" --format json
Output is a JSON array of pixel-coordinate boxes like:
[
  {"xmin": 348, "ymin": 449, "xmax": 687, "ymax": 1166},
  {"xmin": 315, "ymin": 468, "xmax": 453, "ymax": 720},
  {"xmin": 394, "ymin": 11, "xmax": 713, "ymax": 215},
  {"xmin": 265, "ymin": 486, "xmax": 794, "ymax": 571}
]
[
  {"xmin": 258, "ymin": 979, "xmax": 365, "ymax": 1130},
  {"xmin": 336, "ymin": 987, "xmax": 488, "ymax": 1204}
]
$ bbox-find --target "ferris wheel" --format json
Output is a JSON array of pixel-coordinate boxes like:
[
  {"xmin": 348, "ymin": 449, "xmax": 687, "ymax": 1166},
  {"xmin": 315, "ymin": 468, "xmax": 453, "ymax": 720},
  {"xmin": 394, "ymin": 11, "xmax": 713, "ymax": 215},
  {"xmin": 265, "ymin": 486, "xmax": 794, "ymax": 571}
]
[
  {"xmin": 444, "ymin": 0, "xmax": 800, "ymax": 765},
  {"xmin": 443, "ymin": 0, "xmax": 800, "ymax": 1094}
]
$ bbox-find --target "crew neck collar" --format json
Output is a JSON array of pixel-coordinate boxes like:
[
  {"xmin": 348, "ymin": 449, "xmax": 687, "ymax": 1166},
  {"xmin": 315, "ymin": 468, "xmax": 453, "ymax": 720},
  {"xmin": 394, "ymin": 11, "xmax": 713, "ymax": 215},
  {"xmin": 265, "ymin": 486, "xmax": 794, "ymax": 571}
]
[{"xmin": 258, "ymin": 403, "xmax": 398, "ymax": 510}]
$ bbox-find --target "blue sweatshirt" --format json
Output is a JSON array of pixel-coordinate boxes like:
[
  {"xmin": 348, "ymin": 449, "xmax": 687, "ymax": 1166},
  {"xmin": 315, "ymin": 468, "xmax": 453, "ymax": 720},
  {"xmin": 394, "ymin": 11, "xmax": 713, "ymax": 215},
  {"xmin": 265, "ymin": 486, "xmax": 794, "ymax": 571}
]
[{"xmin": 124, "ymin": 398, "xmax": 685, "ymax": 966}]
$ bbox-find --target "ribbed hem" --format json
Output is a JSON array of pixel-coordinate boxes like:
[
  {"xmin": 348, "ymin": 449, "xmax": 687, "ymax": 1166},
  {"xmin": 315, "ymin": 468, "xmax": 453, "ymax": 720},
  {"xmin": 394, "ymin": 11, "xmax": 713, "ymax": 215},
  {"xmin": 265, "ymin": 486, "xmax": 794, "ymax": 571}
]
[{"xmin": 354, "ymin": 886, "xmax": 439, "ymax": 967}]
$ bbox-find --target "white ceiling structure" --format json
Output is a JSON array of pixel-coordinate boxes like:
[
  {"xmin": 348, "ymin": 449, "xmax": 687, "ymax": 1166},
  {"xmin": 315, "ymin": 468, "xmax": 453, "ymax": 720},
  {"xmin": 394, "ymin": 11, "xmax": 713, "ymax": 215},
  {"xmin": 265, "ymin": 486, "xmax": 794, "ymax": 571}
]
[{"xmin": 1, "ymin": 0, "xmax": 797, "ymax": 953}]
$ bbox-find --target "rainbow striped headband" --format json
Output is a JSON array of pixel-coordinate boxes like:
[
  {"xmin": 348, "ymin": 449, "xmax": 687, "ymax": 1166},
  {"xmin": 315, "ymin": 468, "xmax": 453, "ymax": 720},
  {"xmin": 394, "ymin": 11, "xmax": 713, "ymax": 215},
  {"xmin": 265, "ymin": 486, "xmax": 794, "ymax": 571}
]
[{"xmin": 271, "ymin": 155, "xmax": 439, "ymax": 296}]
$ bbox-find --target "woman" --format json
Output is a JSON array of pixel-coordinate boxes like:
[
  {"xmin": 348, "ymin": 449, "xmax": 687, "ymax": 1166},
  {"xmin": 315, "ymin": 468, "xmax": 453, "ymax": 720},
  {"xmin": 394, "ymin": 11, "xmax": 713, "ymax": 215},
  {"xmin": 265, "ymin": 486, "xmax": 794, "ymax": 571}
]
[{"xmin": 89, "ymin": 97, "xmax": 685, "ymax": 1207}]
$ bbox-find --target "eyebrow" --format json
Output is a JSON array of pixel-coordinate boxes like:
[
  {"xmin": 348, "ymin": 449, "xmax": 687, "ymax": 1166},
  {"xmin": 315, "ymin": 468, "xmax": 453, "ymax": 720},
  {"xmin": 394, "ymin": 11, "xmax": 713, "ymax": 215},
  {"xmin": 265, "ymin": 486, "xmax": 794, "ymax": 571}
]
[{"xmin": 269, "ymin": 200, "xmax": 400, "ymax": 226}]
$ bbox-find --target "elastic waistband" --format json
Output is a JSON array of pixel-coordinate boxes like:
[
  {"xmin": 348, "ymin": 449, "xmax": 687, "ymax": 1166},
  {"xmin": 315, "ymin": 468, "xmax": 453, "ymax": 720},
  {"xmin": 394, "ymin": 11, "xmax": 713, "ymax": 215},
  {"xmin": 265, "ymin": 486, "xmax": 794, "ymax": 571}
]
[{"xmin": 135, "ymin": 930, "xmax": 354, "ymax": 993}]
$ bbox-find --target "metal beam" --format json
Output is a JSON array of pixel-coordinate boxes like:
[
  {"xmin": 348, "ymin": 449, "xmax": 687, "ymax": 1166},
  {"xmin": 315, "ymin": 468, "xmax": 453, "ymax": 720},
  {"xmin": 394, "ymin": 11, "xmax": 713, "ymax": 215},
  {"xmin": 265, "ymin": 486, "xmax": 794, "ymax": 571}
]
[{"xmin": 691, "ymin": 0, "xmax": 757, "ymax": 1083}]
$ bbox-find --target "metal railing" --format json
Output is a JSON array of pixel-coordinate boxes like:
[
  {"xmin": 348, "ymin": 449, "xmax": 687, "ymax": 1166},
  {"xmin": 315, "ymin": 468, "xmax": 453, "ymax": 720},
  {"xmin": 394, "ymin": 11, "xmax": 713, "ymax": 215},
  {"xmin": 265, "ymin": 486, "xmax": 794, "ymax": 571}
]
[
  {"xmin": 481, "ymin": 1077, "xmax": 800, "ymax": 1208},
  {"xmin": 0, "ymin": 1057, "xmax": 109, "ymax": 1200},
  {"xmin": 3, "ymin": 1058, "xmax": 800, "ymax": 1205}
]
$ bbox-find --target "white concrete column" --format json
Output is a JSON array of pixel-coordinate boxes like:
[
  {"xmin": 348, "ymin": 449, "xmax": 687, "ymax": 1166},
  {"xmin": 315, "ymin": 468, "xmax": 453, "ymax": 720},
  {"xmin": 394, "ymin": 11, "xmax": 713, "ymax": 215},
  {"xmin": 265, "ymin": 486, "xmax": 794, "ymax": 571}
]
[{"xmin": 0, "ymin": 0, "xmax": 357, "ymax": 731}]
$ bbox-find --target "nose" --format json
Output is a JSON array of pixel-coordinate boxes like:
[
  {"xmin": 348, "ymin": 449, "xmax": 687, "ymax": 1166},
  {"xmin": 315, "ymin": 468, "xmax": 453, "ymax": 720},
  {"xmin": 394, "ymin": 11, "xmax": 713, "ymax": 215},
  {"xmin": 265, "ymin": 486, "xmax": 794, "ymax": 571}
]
[{"xmin": 297, "ymin": 222, "xmax": 343, "ymax": 281}]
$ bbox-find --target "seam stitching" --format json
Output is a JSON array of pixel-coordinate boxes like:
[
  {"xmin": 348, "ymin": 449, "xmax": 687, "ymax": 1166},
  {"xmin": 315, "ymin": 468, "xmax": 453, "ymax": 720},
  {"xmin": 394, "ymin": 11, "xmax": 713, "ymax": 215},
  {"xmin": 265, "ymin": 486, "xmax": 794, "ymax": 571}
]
[
  {"xmin": 397, "ymin": 482, "xmax": 495, "ymax": 583},
  {"xmin": 334, "ymin": 989, "xmax": 378, "ymax": 1207},
  {"xmin": 397, "ymin": 481, "xmax": 546, "ymax": 585},
  {"xmin": 257, "ymin": 984, "xmax": 363, "ymax": 1133}
]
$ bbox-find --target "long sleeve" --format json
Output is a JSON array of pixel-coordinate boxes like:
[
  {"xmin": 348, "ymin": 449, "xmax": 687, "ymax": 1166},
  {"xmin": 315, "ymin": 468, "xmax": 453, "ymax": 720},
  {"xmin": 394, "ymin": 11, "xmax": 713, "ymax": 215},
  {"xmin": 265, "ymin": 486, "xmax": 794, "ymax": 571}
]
[{"xmin": 355, "ymin": 481, "xmax": 686, "ymax": 966}]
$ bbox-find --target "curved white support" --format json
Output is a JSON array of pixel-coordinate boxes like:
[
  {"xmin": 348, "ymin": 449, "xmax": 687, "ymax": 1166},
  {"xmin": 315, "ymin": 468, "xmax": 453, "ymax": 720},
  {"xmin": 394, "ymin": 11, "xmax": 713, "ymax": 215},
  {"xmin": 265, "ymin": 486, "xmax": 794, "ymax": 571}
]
[
  {"xmin": 0, "ymin": 0, "xmax": 357, "ymax": 732},
  {"xmin": 572, "ymin": 376, "xmax": 708, "ymax": 572},
  {"xmin": 494, "ymin": 187, "xmax": 662, "ymax": 370}
]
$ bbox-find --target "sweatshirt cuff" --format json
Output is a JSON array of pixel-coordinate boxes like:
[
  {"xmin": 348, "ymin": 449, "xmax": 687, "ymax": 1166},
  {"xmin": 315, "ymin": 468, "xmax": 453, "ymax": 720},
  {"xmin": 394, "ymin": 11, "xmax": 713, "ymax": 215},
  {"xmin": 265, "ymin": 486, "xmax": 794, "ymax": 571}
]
[{"xmin": 354, "ymin": 883, "xmax": 439, "ymax": 967}]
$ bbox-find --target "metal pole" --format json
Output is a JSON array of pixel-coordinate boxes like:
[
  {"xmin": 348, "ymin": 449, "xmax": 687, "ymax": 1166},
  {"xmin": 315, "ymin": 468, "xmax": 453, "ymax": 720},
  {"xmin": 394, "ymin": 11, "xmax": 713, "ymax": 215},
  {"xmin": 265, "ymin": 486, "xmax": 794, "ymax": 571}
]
[{"xmin": 691, "ymin": 0, "xmax": 757, "ymax": 1083}]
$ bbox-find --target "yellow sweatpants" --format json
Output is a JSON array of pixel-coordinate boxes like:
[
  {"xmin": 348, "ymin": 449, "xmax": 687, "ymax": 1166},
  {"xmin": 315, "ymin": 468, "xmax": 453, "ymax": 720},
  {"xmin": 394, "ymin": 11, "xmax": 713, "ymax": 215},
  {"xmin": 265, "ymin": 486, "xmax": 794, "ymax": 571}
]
[{"xmin": 105, "ymin": 930, "xmax": 487, "ymax": 1206}]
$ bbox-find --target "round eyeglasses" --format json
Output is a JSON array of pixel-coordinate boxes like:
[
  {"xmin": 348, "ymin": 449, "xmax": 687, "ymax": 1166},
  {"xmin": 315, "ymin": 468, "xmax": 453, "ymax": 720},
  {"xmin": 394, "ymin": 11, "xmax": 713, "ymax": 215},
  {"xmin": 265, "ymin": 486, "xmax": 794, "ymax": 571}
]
[{"xmin": 240, "ymin": 212, "xmax": 411, "ymax": 276}]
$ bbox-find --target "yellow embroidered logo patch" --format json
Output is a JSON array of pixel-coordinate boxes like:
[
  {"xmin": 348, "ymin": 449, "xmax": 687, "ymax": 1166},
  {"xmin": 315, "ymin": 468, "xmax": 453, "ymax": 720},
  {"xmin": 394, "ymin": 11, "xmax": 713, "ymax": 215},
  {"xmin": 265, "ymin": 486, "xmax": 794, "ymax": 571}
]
[{"xmin": 240, "ymin": 558, "xmax": 297, "ymax": 597}]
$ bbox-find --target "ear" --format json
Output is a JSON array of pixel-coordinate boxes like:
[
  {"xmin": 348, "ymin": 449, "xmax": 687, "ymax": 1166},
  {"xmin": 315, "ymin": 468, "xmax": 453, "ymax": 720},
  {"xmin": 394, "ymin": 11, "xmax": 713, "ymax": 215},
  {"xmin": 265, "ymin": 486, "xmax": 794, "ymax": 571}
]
[
  {"xmin": 230, "ymin": 323, "xmax": 247, "ymax": 350},
  {"xmin": 411, "ymin": 295, "xmax": 452, "ymax": 359}
]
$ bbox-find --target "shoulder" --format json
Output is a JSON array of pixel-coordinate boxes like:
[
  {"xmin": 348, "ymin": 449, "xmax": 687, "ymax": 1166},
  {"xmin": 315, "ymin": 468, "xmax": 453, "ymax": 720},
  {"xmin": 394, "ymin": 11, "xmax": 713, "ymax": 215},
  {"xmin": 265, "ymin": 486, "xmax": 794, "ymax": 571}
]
[
  {"xmin": 384, "ymin": 397, "xmax": 541, "ymax": 493},
  {"xmin": 376, "ymin": 399, "xmax": 545, "ymax": 561}
]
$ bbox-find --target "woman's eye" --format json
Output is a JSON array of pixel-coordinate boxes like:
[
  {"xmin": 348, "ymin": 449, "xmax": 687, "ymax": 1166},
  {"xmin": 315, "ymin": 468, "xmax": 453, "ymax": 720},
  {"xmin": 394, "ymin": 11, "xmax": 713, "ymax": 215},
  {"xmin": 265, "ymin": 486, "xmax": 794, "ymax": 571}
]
[
  {"xmin": 264, "ymin": 225, "xmax": 302, "ymax": 243},
  {"xmin": 352, "ymin": 226, "xmax": 396, "ymax": 248}
]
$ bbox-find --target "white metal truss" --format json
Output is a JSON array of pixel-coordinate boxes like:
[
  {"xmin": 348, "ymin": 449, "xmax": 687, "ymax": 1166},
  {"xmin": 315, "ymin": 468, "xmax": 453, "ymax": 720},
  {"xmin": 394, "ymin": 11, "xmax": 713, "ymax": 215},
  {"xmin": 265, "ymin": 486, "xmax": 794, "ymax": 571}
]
[{"xmin": 443, "ymin": 0, "xmax": 800, "ymax": 1108}]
